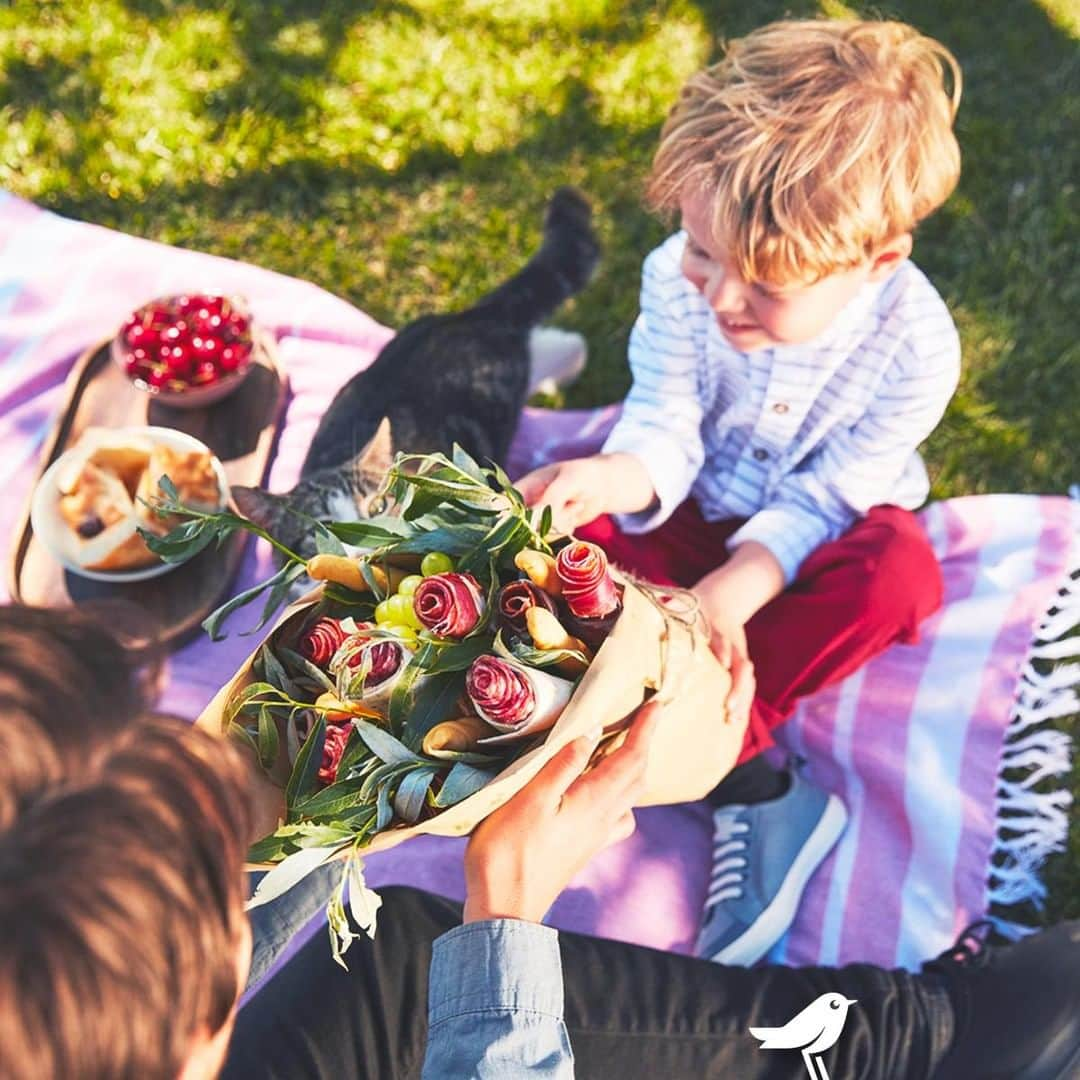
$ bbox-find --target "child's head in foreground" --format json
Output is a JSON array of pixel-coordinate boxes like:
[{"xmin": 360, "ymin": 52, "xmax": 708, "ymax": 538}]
[{"xmin": 649, "ymin": 18, "xmax": 962, "ymax": 351}]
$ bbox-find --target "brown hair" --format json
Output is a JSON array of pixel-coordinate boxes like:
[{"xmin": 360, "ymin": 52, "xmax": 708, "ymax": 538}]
[
  {"xmin": 647, "ymin": 18, "xmax": 962, "ymax": 285},
  {"xmin": 0, "ymin": 716, "xmax": 252, "ymax": 1080},
  {"xmin": 0, "ymin": 606, "xmax": 148, "ymax": 827}
]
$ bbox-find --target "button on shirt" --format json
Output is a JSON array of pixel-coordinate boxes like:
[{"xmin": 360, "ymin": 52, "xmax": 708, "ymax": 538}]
[{"xmin": 603, "ymin": 232, "xmax": 961, "ymax": 582}]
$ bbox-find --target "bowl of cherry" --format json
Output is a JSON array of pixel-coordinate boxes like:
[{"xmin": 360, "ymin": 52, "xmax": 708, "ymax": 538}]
[{"xmin": 112, "ymin": 293, "xmax": 257, "ymax": 409}]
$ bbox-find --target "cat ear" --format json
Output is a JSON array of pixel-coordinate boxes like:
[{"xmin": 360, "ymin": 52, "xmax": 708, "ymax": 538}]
[
  {"xmin": 231, "ymin": 485, "xmax": 289, "ymax": 533},
  {"xmin": 358, "ymin": 417, "xmax": 395, "ymax": 475}
]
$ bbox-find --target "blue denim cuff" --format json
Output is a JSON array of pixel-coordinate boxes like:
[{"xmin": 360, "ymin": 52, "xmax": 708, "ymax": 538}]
[{"xmin": 428, "ymin": 920, "xmax": 563, "ymax": 1027}]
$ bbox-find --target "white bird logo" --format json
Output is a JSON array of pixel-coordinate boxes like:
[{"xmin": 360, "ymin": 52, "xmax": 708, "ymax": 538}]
[{"xmin": 749, "ymin": 992, "xmax": 857, "ymax": 1080}]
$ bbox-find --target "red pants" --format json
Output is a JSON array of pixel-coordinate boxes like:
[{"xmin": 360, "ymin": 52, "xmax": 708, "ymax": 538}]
[{"xmin": 577, "ymin": 501, "xmax": 943, "ymax": 764}]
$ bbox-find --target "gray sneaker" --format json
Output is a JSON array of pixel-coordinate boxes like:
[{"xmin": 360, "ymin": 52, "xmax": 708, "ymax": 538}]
[{"xmin": 696, "ymin": 767, "xmax": 847, "ymax": 965}]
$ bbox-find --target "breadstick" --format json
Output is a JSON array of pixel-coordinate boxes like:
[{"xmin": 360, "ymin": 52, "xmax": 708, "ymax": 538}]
[
  {"xmin": 514, "ymin": 549, "xmax": 562, "ymax": 595},
  {"xmin": 306, "ymin": 555, "xmax": 406, "ymax": 595},
  {"xmin": 421, "ymin": 715, "xmax": 494, "ymax": 757},
  {"xmin": 307, "ymin": 554, "xmax": 367, "ymax": 591},
  {"xmin": 525, "ymin": 607, "xmax": 591, "ymax": 676},
  {"xmin": 313, "ymin": 691, "xmax": 380, "ymax": 723},
  {"xmin": 373, "ymin": 563, "xmax": 409, "ymax": 594}
]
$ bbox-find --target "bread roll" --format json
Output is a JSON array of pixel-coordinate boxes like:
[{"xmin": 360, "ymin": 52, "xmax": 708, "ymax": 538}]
[
  {"xmin": 136, "ymin": 444, "xmax": 221, "ymax": 534},
  {"xmin": 57, "ymin": 461, "xmax": 157, "ymax": 571},
  {"xmin": 56, "ymin": 429, "xmax": 152, "ymax": 495}
]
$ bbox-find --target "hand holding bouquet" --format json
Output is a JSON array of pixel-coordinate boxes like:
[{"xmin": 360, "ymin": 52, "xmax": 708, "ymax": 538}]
[{"xmin": 146, "ymin": 448, "xmax": 740, "ymax": 962}]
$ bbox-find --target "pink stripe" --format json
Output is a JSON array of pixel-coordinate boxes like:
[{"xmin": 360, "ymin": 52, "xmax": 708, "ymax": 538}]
[
  {"xmin": 784, "ymin": 504, "xmax": 956, "ymax": 964},
  {"xmin": 950, "ymin": 497, "xmax": 1076, "ymax": 934},
  {"xmin": 835, "ymin": 499, "xmax": 994, "ymax": 965},
  {"xmin": 777, "ymin": 683, "xmax": 846, "ymax": 961},
  {"xmin": 0, "ymin": 194, "xmax": 42, "ymax": 238},
  {"xmin": 0, "ymin": 216, "xmax": 103, "ymax": 331}
]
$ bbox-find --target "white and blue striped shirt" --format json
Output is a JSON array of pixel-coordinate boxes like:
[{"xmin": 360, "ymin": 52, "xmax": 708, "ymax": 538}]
[{"xmin": 603, "ymin": 232, "xmax": 961, "ymax": 583}]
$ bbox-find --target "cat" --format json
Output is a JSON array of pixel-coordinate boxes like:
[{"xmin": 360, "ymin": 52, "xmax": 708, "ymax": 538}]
[{"xmin": 232, "ymin": 187, "xmax": 600, "ymax": 561}]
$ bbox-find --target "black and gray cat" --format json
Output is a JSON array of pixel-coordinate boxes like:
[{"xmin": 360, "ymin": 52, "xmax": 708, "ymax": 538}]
[{"xmin": 233, "ymin": 187, "xmax": 600, "ymax": 559}]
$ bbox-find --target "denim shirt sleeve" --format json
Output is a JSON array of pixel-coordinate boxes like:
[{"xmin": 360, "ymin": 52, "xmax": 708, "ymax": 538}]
[{"xmin": 422, "ymin": 920, "xmax": 574, "ymax": 1079}]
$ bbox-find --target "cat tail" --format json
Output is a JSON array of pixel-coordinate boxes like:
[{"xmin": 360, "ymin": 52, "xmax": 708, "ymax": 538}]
[{"xmin": 473, "ymin": 187, "xmax": 600, "ymax": 329}]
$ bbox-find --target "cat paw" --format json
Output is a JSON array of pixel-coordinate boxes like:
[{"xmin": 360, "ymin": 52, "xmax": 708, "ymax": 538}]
[{"xmin": 528, "ymin": 327, "xmax": 587, "ymax": 397}]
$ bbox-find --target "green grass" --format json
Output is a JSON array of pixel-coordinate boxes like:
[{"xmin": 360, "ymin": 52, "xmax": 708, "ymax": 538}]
[{"xmin": 3, "ymin": 0, "xmax": 1077, "ymax": 917}]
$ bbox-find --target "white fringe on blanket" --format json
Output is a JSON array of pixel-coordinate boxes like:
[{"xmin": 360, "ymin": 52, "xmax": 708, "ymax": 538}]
[{"xmin": 989, "ymin": 496, "xmax": 1079, "ymax": 936}]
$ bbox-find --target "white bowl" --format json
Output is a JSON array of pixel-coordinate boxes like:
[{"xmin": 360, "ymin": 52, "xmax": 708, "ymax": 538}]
[{"xmin": 30, "ymin": 426, "xmax": 230, "ymax": 584}]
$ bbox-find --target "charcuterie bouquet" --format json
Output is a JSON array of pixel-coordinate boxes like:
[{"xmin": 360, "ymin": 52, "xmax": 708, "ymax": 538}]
[{"xmin": 143, "ymin": 448, "xmax": 741, "ymax": 962}]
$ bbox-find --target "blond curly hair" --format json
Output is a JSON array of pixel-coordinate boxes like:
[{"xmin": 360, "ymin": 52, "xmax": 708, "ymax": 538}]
[{"xmin": 647, "ymin": 18, "xmax": 962, "ymax": 285}]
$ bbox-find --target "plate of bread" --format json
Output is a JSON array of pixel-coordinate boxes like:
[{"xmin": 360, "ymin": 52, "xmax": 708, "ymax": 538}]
[{"xmin": 30, "ymin": 426, "xmax": 229, "ymax": 582}]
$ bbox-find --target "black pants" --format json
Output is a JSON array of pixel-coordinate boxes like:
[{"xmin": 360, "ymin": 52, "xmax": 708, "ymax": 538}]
[{"xmin": 224, "ymin": 887, "xmax": 955, "ymax": 1080}]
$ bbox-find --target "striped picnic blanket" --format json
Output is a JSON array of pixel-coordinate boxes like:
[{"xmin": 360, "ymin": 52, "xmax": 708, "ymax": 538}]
[{"xmin": 1, "ymin": 192, "xmax": 1075, "ymax": 972}]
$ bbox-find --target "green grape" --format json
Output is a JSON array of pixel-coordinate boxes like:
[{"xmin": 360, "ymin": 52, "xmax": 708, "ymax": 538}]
[
  {"xmin": 374, "ymin": 599, "xmax": 393, "ymax": 625},
  {"xmin": 386, "ymin": 624, "xmax": 418, "ymax": 644},
  {"xmin": 397, "ymin": 574, "xmax": 423, "ymax": 597},
  {"xmin": 386, "ymin": 594, "xmax": 414, "ymax": 625},
  {"xmin": 420, "ymin": 551, "xmax": 455, "ymax": 577}
]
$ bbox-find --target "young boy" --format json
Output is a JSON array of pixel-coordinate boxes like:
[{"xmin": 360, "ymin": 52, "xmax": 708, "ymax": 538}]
[{"xmin": 519, "ymin": 18, "xmax": 964, "ymax": 965}]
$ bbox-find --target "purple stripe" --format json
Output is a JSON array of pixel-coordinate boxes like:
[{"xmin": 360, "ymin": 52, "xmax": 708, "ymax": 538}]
[{"xmin": 0, "ymin": 340, "xmax": 89, "ymax": 416}]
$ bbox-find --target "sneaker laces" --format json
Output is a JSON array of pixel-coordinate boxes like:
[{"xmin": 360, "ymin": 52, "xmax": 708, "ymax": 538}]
[
  {"xmin": 923, "ymin": 919, "xmax": 995, "ymax": 975},
  {"xmin": 706, "ymin": 809, "xmax": 750, "ymax": 907}
]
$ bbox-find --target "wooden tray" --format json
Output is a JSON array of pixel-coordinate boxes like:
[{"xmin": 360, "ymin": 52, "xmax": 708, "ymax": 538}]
[{"xmin": 8, "ymin": 333, "xmax": 288, "ymax": 653}]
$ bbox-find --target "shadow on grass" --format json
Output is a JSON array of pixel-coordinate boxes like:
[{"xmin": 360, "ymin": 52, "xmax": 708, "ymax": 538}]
[{"xmin": 2, "ymin": 51, "xmax": 100, "ymax": 115}]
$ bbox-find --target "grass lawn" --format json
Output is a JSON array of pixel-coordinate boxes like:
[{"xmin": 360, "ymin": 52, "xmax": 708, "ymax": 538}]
[{"xmin": 3, "ymin": 0, "xmax": 1077, "ymax": 916}]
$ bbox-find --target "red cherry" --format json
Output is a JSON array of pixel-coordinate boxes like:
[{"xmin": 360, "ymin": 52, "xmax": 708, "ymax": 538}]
[
  {"xmin": 130, "ymin": 346, "xmax": 150, "ymax": 364},
  {"xmin": 175, "ymin": 295, "xmax": 203, "ymax": 314},
  {"xmin": 162, "ymin": 322, "xmax": 187, "ymax": 344},
  {"xmin": 147, "ymin": 368, "xmax": 171, "ymax": 389},
  {"xmin": 193, "ymin": 360, "xmax": 219, "ymax": 384},
  {"xmin": 222, "ymin": 311, "xmax": 250, "ymax": 340},
  {"xmin": 164, "ymin": 345, "xmax": 192, "ymax": 373},
  {"xmin": 218, "ymin": 344, "xmax": 250, "ymax": 372},
  {"xmin": 156, "ymin": 344, "xmax": 174, "ymax": 365},
  {"xmin": 196, "ymin": 311, "xmax": 224, "ymax": 335},
  {"xmin": 125, "ymin": 323, "xmax": 152, "ymax": 348}
]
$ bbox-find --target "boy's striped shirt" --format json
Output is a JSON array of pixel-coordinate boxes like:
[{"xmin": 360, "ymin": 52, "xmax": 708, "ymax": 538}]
[{"xmin": 603, "ymin": 232, "xmax": 961, "ymax": 581}]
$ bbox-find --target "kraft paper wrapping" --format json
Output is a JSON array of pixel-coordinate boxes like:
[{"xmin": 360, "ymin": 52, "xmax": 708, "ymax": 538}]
[{"xmin": 196, "ymin": 571, "xmax": 742, "ymax": 868}]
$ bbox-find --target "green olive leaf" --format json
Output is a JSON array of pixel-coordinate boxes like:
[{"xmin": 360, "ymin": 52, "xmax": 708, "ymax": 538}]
[{"xmin": 286, "ymin": 714, "xmax": 327, "ymax": 811}]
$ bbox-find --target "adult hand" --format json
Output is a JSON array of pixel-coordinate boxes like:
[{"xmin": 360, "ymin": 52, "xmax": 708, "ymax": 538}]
[
  {"xmin": 515, "ymin": 453, "xmax": 656, "ymax": 534},
  {"xmin": 463, "ymin": 702, "xmax": 662, "ymax": 924}
]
